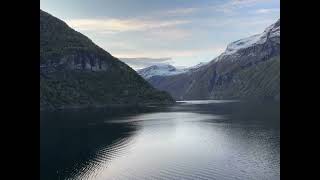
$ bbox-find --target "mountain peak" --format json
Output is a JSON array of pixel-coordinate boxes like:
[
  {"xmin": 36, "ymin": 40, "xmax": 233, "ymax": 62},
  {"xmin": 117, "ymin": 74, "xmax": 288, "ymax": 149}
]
[
  {"xmin": 138, "ymin": 62, "xmax": 209, "ymax": 80},
  {"xmin": 222, "ymin": 19, "xmax": 280, "ymax": 57},
  {"xmin": 137, "ymin": 64, "xmax": 182, "ymax": 79},
  {"xmin": 145, "ymin": 20, "xmax": 280, "ymax": 101}
]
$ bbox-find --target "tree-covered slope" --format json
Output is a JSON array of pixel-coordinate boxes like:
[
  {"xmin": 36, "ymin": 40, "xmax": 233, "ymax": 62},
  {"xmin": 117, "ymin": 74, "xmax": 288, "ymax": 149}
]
[{"xmin": 40, "ymin": 10, "xmax": 174, "ymax": 109}]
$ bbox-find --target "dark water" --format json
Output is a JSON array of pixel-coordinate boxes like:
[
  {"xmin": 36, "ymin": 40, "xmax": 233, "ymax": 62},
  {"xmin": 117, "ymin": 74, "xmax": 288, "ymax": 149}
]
[{"xmin": 40, "ymin": 100, "xmax": 280, "ymax": 180}]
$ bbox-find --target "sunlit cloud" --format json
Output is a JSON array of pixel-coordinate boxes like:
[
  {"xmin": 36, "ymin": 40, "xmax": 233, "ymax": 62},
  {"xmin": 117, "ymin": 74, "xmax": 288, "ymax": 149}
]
[
  {"xmin": 44, "ymin": 0, "xmax": 279, "ymax": 68},
  {"xmin": 113, "ymin": 46, "xmax": 225, "ymax": 60},
  {"xmin": 66, "ymin": 18, "xmax": 190, "ymax": 33}
]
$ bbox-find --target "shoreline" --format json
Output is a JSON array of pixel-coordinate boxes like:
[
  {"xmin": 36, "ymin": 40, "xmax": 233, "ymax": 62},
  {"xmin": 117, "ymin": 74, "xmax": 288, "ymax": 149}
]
[{"xmin": 40, "ymin": 101, "xmax": 175, "ymax": 112}]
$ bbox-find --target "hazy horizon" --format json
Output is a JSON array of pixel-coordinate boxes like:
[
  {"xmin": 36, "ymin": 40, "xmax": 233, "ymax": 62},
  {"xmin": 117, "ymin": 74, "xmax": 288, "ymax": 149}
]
[{"xmin": 40, "ymin": 0, "xmax": 279, "ymax": 69}]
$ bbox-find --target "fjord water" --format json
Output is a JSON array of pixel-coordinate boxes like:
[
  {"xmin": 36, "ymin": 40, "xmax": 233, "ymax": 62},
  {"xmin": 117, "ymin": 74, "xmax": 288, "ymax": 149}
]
[{"xmin": 40, "ymin": 100, "xmax": 280, "ymax": 180}]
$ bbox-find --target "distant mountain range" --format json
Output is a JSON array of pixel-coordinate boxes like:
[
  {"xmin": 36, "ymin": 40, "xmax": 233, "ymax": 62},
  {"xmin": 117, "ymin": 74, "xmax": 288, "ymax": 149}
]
[
  {"xmin": 139, "ymin": 19, "xmax": 280, "ymax": 101},
  {"xmin": 137, "ymin": 62, "xmax": 207, "ymax": 79},
  {"xmin": 40, "ymin": 9, "xmax": 174, "ymax": 110}
]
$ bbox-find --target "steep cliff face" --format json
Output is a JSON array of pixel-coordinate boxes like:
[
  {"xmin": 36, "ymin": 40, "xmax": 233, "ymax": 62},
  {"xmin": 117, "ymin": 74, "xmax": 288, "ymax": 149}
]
[
  {"xmin": 40, "ymin": 10, "xmax": 174, "ymax": 109},
  {"xmin": 40, "ymin": 9, "xmax": 118, "ymax": 73},
  {"xmin": 147, "ymin": 19, "xmax": 280, "ymax": 100}
]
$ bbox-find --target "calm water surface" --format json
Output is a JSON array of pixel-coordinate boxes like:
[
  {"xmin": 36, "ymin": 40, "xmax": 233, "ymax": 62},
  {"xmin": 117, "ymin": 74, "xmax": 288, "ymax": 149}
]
[{"xmin": 40, "ymin": 100, "xmax": 280, "ymax": 180}]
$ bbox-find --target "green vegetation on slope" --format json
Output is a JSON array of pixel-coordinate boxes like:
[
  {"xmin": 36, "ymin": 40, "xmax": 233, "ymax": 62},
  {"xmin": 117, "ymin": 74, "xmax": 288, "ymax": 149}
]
[
  {"xmin": 40, "ymin": 71, "xmax": 173, "ymax": 109},
  {"xmin": 40, "ymin": 9, "xmax": 110, "ymax": 64},
  {"xmin": 40, "ymin": 9, "xmax": 173, "ymax": 109}
]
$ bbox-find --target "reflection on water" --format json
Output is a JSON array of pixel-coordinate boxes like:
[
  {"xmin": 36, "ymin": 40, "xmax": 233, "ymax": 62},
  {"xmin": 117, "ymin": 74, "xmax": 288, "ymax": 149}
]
[
  {"xmin": 177, "ymin": 100, "xmax": 240, "ymax": 104},
  {"xmin": 41, "ymin": 100, "xmax": 280, "ymax": 180}
]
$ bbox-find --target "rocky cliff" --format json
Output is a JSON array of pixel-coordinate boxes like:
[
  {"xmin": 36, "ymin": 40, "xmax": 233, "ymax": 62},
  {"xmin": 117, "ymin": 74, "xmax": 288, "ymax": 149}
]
[{"xmin": 40, "ymin": 9, "xmax": 174, "ymax": 110}]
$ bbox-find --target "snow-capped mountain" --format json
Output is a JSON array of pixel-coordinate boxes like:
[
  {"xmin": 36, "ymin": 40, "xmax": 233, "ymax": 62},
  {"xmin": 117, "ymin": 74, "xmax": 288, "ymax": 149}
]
[
  {"xmin": 138, "ymin": 62, "xmax": 208, "ymax": 80},
  {"xmin": 145, "ymin": 19, "xmax": 280, "ymax": 101},
  {"xmin": 185, "ymin": 62, "xmax": 208, "ymax": 71},
  {"xmin": 137, "ymin": 64, "xmax": 184, "ymax": 79},
  {"xmin": 216, "ymin": 18, "xmax": 280, "ymax": 61},
  {"xmin": 139, "ymin": 19, "xmax": 280, "ymax": 82}
]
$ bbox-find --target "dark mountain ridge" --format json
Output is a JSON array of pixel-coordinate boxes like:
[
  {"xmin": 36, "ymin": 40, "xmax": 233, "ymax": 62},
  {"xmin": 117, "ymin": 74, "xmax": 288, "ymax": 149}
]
[{"xmin": 40, "ymin": 9, "xmax": 174, "ymax": 110}]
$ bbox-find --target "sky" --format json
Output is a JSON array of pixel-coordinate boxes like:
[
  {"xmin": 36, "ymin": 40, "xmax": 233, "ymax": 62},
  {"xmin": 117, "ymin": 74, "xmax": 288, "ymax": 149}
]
[{"xmin": 40, "ymin": 0, "xmax": 280, "ymax": 69}]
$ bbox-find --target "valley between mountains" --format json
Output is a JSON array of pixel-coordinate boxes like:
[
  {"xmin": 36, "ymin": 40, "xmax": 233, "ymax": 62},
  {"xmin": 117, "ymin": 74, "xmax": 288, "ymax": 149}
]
[{"xmin": 40, "ymin": 9, "xmax": 280, "ymax": 110}]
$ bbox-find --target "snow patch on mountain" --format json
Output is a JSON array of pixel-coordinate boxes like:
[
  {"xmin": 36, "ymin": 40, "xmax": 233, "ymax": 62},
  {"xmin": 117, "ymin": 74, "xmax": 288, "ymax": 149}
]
[
  {"xmin": 219, "ymin": 19, "xmax": 280, "ymax": 57},
  {"xmin": 138, "ymin": 62, "xmax": 208, "ymax": 79},
  {"xmin": 137, "ymin": 64, "xmax": 184, "ymax": 79},
  {"xmin": 185, "ymin": 62, "xmax": 207, "ymax": 71}
]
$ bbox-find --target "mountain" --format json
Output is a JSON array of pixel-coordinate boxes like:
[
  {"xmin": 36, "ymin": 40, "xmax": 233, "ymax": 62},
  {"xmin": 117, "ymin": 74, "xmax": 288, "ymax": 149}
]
[
  {"xmin": 40, "ymin": 9, "xmax": 174, "ymax": 110},
  {"xmin": 119, "ymin": 57, "xmax": 172, "ymax": 70},
  {"xmin": 146, "ymin": 19, "xmax": 280, "ymax": 100},
  {"xmin": 138, "ymin": 62, "xmax": 208, "ymax": 80},
  {"xmin": 137, "ymin": 64, "xmax": 185, "ymax": 79}
]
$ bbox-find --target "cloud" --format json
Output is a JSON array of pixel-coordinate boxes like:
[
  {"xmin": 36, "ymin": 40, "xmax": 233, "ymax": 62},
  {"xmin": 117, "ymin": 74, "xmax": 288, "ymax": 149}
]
[
  {"xmin": 61, "ymin": 0, "xmax": 278, "ymax": 69},
  {"xmin": 145, "ymin": 28, "xmax": 191, "ymax": 40},
  {"xmin": 215, "ymin": 0, "xmax": 271, "ymax": 14},
  {"xmin": 118, "ymin": 45, "xmax": 225, "ymax": 69},
  {"xmin": 229, "ymin": 0, "xmax": 266, "ymax": 5},
  {"xmin": 164, "ymin": 7, "xmax": 199, "ymax": 16},
  {"xmin": 65, "ymin": 6, "xmax": 199, "ymax": 35},
  {"xmin": 114, "ymin": 46, "xmax": 225, "ymax": 59},
  {"xmin": 254, "ymin": 8, "xmax": 280, "ymax": 14},
  {"xmin": 119, "ymin": 57, "xmax": 172, "ymax": 70},
  {"xmin": 66, "ymin": 18, "xmax": 190, "ymax": 34},
  {"xmin": 207, "ymin": 17, "xmax": 276, "ymax": 28}
]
